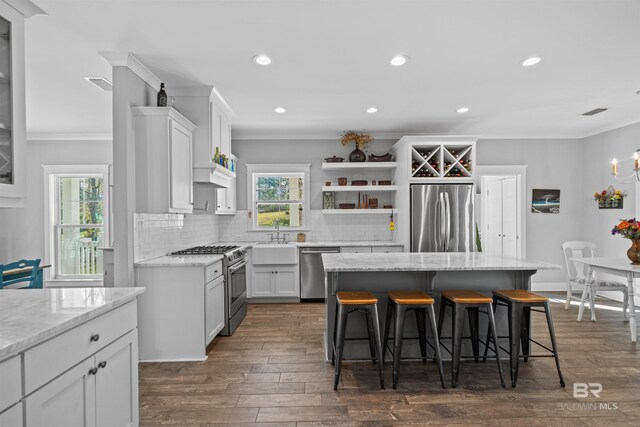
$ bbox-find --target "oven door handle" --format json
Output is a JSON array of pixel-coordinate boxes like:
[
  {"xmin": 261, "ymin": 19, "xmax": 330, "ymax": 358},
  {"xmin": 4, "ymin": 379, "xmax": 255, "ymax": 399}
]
[{"xmin": 228, "ymin": 260, "xmax": 248, "ymax": 273}]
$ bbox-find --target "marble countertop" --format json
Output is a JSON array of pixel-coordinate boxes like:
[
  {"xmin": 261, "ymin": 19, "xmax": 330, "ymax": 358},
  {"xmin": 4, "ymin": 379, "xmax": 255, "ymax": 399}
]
[
  {"xmin": 135, "ymin": 254, "xmax": 224, "ymax": 267},
  {"xmin": 322, "ymin": 252, "xmax": 561, "ymax": 272},
  {"xmin": 220, "ymin": 241, "xmax": 403, "ymax": 248},
  {"xmin": 0, "ymin": 287, "xmax": 145, "ymax": 360}
]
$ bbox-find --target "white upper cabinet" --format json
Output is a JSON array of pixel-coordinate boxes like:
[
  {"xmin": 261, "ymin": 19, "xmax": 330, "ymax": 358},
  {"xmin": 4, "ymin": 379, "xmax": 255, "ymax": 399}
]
[
  {"xmin": 133, "ymin": 107, "xmax": 196, "ymax": 214},
  {"xmin": 215, "ymin": 154, "xmax": 237, "ymax": 215},
  {"xmin": 0, "ymin": 1, "xmax": 42, "ymax": 207}
]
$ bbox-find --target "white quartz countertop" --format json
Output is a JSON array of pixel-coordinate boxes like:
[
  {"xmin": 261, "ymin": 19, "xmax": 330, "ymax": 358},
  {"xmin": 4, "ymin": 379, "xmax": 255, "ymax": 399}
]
[
  {"xmin": 321, "ymin": 252, "xmax": 561, "ymax": 272},
  {"xmin": 0, "ymin": 287, "xmax": 145, "ymax": 360},
  {"xmin": 220, "ymin": 241, "xmax": 402, "ymax": 248},
  {"xmin": 135, "ymin": 254, "xmax": 224, "ymax": 267}
]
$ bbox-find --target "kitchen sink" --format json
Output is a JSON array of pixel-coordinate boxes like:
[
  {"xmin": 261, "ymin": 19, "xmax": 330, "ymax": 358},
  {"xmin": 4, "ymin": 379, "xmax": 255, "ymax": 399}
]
[{"xmin": 252, "ymin": 243, "xmax": 297, "ymax": 264}]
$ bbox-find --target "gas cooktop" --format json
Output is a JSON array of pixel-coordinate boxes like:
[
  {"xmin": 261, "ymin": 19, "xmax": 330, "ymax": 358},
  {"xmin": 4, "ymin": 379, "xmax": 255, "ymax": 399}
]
[{"xmin": 170, "ymin": 245, "xmax": 240, "ymax": 256}]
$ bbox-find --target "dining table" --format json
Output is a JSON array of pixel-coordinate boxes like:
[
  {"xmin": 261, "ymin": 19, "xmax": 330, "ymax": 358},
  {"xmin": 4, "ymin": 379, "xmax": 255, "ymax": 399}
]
[
  {"xmin": 1, "ymin": 264, "xmax": 51, "ymax": 289},
  {"xmin": 570, "ymin": 257, "xmax": 638, "ymax": 342}
]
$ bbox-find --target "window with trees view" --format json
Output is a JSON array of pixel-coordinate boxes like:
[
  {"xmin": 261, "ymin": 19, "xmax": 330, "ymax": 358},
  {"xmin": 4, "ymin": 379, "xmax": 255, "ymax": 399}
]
[
  {"xmin": 44, "ymin": 165, "xmax": 110, "ymax": 282},
  {"xmin": 247, "ymin": 164, "xmax": 310, "ymax": 230}
]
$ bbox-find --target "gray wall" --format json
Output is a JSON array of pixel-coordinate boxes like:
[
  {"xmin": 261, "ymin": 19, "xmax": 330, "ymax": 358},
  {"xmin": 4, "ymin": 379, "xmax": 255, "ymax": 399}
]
[
  {"xmin": 0, "ymin": 139, "xmax": 112, "ymax": 262},
  {"xmin": 232, "ymin": 139, "xmax": 397, "ymax": 210}
]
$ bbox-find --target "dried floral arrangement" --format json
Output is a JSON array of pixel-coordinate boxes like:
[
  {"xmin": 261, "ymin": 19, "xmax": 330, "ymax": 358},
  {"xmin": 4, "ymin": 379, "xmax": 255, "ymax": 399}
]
[{"xmin": 340, "ymin": 131, "xmax": 374, "ymax": 149}]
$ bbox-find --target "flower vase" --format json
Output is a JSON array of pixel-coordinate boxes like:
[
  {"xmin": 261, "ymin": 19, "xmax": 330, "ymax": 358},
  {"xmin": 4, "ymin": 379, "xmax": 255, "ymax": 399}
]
[
  {"xmin": 348, "ymin": 143, "xmax": 366, "ymax": 162},
  {"xmin": 605, "ymin": 199, "xmax": 612, "ymax": 208},
  {"xmin": 627, "ymin": 239, "xmax": 640, "ymax": 265},
  {"xmin": 598, "ymin": 200, "xmax": 605, "ymax": 208},
  {"xmin": 612, "ymin": 199, "xmax": 619, "ymax": 208}
]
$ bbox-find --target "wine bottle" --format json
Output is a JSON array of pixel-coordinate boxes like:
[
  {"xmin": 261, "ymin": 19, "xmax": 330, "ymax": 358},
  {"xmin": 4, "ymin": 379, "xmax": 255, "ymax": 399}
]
[
  {"xmin": 214, "ymin": 147, "xmax": 220, "ymax": 165},
  {"xmin": 157, "ymin": 83, "xmax": 168, "ymax": 107}
]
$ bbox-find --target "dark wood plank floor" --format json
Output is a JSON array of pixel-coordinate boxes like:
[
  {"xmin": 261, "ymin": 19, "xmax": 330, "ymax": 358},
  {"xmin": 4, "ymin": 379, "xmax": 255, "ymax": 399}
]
[{"xmin": 139, "ymin": 295, "xmax": 640, "ymax": 426}]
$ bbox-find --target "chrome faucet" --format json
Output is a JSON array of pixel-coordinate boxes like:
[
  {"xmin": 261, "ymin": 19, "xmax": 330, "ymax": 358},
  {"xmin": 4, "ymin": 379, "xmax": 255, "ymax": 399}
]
[{"xmin": 269, "ymin": 219, "xmax": 288, "ymax": 243}]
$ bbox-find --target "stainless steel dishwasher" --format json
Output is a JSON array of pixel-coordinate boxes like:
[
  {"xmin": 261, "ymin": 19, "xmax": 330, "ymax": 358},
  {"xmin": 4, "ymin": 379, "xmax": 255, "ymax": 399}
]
[{"xmin": 299, "ymin": 247, "xmax": 340, "ymax": 300}]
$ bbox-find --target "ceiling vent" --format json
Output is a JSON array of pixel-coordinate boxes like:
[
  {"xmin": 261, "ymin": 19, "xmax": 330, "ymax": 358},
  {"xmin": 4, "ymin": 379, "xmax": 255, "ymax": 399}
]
[
  {"xmin": 84, "ymin": 77, "xmax": 112, "ymax": 92},
  {"xmin": 582, "ymin": 108, "xmax": 607, "ymax": 116}
]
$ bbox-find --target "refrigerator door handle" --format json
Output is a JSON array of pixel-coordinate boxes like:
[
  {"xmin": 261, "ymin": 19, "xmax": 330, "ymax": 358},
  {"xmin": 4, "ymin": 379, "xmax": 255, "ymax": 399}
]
[
  {"xmin": 439, "ymin": 192, "xmax": 447, "ymax": 251},
  {"xmin": 444, "ymin": 192, "xmax": 451, "ymax": 252}
]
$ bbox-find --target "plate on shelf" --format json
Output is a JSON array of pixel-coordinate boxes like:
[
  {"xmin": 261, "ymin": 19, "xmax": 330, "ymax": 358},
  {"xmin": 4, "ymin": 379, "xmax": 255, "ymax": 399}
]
[
  {"xmin": 324, "ymin": 156, "xmax": 344, "ymax": 163},
  {"xmin": 339, "ymin": 203, "xmax": 356, "ymax": 209}
]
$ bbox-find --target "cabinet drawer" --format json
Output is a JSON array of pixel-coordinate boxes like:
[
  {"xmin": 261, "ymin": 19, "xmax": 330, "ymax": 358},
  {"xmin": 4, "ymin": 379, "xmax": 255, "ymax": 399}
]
[
  {"xmin": 24, "ymin": 300, "xmax": 137, "ymax": 395},
  {"xmin": 341, "ymin": 246, "xmax": 372, "ymax": 253},
  {"xmin": 0, "ymin": 356, "xmax": 21, "ymax": 413},
  {"xmin": 0, "ymin": 402, "xmax": 23, "ymax": 427},
  {"xmin": 372, "ymin": 246, "xmax": 403, "ymax": 253},
  {"xmin": 205, "ymin": 260, "xmax": 223, "ymax": 284}
]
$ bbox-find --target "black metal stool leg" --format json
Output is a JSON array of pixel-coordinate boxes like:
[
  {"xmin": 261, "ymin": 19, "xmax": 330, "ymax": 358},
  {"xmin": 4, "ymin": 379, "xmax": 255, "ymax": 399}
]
[
  {"xmin": 392, "ymin": 304, "xmax": 406, "ymax": 389},
  {"xmin": 486, "ymin": 303, "xmax": 506, "ymax": 388},
  {"xmin": 427, "ymin": 304, "xmax": 446, "ymax": 389},
  {"xmin": 382, "ymin": 298, "xmax": 394, "ymax": 365},
  {"xmin": 544, "ymin": 302, "xmax": 565, "ymax": 388},
  {"xmin": 333, "ymin": 304, "xmax": 348, "ymax": 391},
  {"xmin": 521, "ymin": 306, "xmax": 531, "ymax": 363},
  {"xmin": 415, "ymin": 308, "xmax": 427, "ymax": 364},
  {"xmin": 482, "ymin": 298, "xmax": 498, "ymax": 362},
  {"xmin": 451, "ymin": 304, "xmax": 465, "ymax": 388},
  {"xmin": 437, "ymin": 297, "xmax": 446, "ymax": 341},
  {"xmin": 370, "ymin": 303, "xmax": 385, "ymax": 389},
  {"xmin": 365, "ymin": 310, "xmax": 377, "ymax": 364},
  {"xmin": 332, "ymin": 300, "xmax": 339, "ymax": 366},
  {"xmin": 468, "ymin": 307, "xmax": 480, "ymax": 362},
  {"xmin": 509, "ymin": 302, "xmax": 523, "ymax": 387}
]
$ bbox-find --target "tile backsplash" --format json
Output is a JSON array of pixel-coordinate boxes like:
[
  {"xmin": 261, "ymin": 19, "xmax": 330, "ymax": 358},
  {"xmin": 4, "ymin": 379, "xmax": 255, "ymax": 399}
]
[{"xmin": 134, "ymin": 210, "xmax": 394, "ymax": 262}]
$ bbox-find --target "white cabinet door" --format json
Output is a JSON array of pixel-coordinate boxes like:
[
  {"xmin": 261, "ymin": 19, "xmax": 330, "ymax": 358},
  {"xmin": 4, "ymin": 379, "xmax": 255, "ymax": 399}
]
[
  {"xmin": 205, "ymin": 275, "xmax": 225, "ymax": 345},
  {"xmin": 252, "ymin": 270, "xmax": 274, "ymax": 297},
  {"xmin": 215, "ymin": 176, "xmax": 236, "ymax": 214},
  {"xmin": 341, "ymin": 246, "xmax": 372, "ymax": 253},
  {"xmin": 220, "ymin": 113, "xmax": 231, "ymax": 156},
  {"xmin": 25, "ymin": 357, "xmax": 96, "ymax": 427},
  {"xmin": 274, "ymin": 269, "xmax": 298, "ymax": 297},
  {"xmin": 210, "ymin": 103, "xmax": 222, "ymax": 156},
  {"xmin": 0, "ymin": 403, "xmax": 23, "ymax": 427},
  {"xmin": 94, "ymin": 330, "xmax": 138, "ymax": 427},
  {"xmin": 169, "ymin": 119, "xmax": 193, "ymax": 212}
]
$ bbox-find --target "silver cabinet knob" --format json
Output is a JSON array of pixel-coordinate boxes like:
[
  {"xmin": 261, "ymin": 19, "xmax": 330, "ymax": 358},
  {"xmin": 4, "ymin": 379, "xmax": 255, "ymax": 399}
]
[{"xmin": 90, "ymin": 334, "xmax": 100, "ymax": 342}]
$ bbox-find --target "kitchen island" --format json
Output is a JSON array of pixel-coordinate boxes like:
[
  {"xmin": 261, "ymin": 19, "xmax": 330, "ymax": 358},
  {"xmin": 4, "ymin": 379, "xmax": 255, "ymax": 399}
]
[
  {"xmin": 0, "ymin": 287, "xmax": 144, "ymax": 426},
  {"xmin": 321, "ymin": 252, "xmax": 560, "ymax": 360}
]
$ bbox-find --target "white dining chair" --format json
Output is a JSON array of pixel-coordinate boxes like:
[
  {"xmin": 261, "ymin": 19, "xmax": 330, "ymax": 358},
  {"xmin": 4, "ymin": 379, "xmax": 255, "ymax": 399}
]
[{"xmin": 561, "ymin": 241, "xmax": 629, "ymax": 322}]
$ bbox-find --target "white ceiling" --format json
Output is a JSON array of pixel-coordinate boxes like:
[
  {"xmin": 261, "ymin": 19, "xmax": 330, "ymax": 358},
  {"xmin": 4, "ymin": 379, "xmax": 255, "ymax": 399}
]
[{"xmin": 24, "ymin": 0, "xmax": 640, "ymax": 140}]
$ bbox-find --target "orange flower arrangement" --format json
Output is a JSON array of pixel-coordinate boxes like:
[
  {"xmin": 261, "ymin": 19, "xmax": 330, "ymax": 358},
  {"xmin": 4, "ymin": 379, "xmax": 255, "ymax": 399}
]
[{"xmin": 612, "ymin": 219, "xmax": 640, "ymax": 240}]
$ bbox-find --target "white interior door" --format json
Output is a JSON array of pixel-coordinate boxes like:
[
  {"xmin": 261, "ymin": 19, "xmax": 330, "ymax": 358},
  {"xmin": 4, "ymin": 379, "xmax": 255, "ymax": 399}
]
[
  {"xmin": 501, "ymin": 177, "xmax": 518, "ymax": 257},
  {"xmin": 485, "ymin": 178, "xmax": 503, "ymax": 256}
]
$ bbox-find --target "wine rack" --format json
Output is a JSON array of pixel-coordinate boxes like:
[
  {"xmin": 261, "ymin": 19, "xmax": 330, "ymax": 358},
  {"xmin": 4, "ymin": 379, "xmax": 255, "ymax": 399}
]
[{"xmin": 410, "ymin": 143, "xmax": 474, "ymax": 180}]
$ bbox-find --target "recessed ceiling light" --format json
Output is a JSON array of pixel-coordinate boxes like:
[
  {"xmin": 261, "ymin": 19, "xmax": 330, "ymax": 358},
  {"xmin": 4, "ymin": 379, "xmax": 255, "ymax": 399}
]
[
  {"xmin": 456, "ymin": 107, "xmax": 469, "ymax": 113},
  {"xmin": 366, "ymin": 107, "xmax": 378, "ymax": 114},
  {"xmin": 390, "ymin": 55, "xmax": 408, "ymax": 66},
  {"xmin": 253, "ymin": 55, "xmax": 272, "ymax": 66},
  {"xmin": 274, "ymin": 107, "xmax": 286, "ymax": 113},
  {"xmin": 522, "ymin": 57, "xmax": 542, "ymax": 67},
  {"xmin": 84, "ymin": 76, "xmax": 112, "ymax": 91}
]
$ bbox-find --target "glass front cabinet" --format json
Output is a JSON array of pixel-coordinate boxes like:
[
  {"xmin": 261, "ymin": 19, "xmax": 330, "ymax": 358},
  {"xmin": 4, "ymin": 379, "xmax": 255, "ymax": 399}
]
[{"xmin": 0, "ymin": 1, "xmax": 29, "ymax": 207}]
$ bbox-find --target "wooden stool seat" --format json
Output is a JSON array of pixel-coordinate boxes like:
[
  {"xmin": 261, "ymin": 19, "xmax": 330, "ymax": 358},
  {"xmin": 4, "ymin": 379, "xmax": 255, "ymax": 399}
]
[
  {"xmin": 493, "ymin": 289, "xmax": 549, "ymax": 303},
  {"xmin": 388, "ymin": 290, "xmax": 434, "ymax": 305},
  {"xmin": 336, "ymin": 291, "xmax": 378, "ymax": 305},
  {"xmin": 442, "ymin": 290, "xmax": 492, "ymax": 304}
]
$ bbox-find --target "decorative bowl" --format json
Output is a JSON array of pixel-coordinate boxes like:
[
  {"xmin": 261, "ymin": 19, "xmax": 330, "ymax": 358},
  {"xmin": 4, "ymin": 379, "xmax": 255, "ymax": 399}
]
[
  {"xmin": 324, "ymin": 156, "xmax": 344, "ymax": 163},
  {"xmin": 383, "ymin": 204, "xmax": 393, "ymax": 209},
  {"xmin": 351, "ymin": 180, "xmax": 368, "ymax": 186},
  {"xmin": 378, "ymin": 180, "xmax": 392, "ymax": 186},
  {"xmin": 338, "ymin": 177, "xmax": 348, "ymax": 186},
  {"xmin": 339, "ymin": 203, "xmax": 356, "ymax": 209},
  {"xmin": 368, "ymin": 153, "xmax": 393, "ymax": 162},
  {"xmin": 369, "ymin": 198, "xmax": 379, "ymax": 209}
]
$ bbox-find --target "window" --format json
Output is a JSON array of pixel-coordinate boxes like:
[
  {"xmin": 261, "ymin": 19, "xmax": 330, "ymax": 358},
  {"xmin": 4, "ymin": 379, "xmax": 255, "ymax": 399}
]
[
  {"xmin": 44, "ymin": 165, "xmax": 110, "ymax": 281},
  {"xmin": 247, "ymin": 164, "xmax": 310, "ymax": 230}
]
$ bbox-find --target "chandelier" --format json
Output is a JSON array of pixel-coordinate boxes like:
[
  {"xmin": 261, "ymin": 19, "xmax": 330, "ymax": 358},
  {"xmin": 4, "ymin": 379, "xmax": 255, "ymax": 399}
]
[{"xmin": 611, "ymin": 150, "xmax": 640, "ymax": 183}]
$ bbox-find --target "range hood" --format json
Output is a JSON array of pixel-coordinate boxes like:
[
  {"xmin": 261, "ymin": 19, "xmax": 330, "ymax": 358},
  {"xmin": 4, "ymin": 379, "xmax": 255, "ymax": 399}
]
[{"xmin": 193, "ymin": 164, "xmax": 235, "ymax": 188}]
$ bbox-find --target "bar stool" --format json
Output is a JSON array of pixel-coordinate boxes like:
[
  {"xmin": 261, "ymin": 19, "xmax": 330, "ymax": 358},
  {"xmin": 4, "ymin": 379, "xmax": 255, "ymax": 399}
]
[
  {"xmin": 483, "ymin": 289, "xmax": 565, "ymax": 388},
  {"xmin": 438, "ymin": 290, "xmax": 505, "ymax": 388},
  {"xmin": 332, "ymin": 291, "xmax": 385, "ymax": 390},
  {"xmin": 382, "ymin": 290, "xmax": 446, "ymax": 389}
]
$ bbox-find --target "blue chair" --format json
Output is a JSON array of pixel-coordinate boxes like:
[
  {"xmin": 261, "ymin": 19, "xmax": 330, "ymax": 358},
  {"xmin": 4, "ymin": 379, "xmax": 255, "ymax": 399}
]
[{"xmin": 0, "ymin": 259, "xmax": 42, "ymax": 289}]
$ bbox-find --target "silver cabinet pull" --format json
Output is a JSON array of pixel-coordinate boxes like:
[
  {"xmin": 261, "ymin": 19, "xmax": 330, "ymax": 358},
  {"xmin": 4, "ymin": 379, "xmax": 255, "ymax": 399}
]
[
  {"xmin": 89, "ymin": 367, "xmax": 98, "ymax": 375},
  {"xmin": 98, "ymin": 361, "xmax": 107, "ymax": 369},
  {"xmin": 90, "ymin": 334, "xmax": 100, "ymax": 342}
]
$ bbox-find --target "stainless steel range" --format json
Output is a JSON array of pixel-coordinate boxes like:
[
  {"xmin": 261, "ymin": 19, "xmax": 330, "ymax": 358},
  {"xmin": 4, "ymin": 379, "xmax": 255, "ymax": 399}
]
[{"xmin": 171, "ymin": 245, "xmax": 248, "ymax": 335}]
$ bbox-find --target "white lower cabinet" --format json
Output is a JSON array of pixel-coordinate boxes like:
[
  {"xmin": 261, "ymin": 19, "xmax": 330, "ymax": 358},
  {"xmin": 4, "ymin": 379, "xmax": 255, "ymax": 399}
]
[
  {"xmin": 0, "ymin": 403, "xmax": 23, "ymax": 427},
  {"xmin": 25, "ymin": 330, "xmax": 138, "ymax": 427},
  {"xmin": 251, "ymin": 266, "xmax": 299, "ymax": 298},
  {"xmin": 205, "ymin": 275, "xmax": 225, "ymax": 345},
  {"xmin": 341, "ymin": 246, "xmax": 373, "ymax": 253}
]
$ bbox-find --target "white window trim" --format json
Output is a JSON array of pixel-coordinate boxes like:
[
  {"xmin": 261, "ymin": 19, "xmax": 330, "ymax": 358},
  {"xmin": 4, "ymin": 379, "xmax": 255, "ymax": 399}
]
[
  {"xmin": 246, "ymin": 163, "xmax": 311, "ymax": 231},
  {"xmin": 43, "ymin": 164, "xmax": 111, "ymax": 285}
]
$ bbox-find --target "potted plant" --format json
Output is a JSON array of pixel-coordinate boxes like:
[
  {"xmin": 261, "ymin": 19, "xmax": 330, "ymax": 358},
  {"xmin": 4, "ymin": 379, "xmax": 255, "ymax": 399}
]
[
  {"xmin": 612, "ymin": 219, "xmax": 640, "ymax": 264},
  {"xmin": 341, "ymin": 131, "xmax": 373, "ymax": 162}
]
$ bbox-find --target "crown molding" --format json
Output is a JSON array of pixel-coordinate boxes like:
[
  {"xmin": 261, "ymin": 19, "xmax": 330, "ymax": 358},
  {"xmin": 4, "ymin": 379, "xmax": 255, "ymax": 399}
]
[
  {"xmin": 99, "ymin": 52, "xmax": 162, "ymax": 91},
  {"xmin": 4, "ymin": 0, "xmax": 47, "ymax": 17},
  {"xmin": 172, "ymin": 86, "xmax": 214, "ymax": 97},
  {"xmin": 210, "ymin": 87, "xmax": 235, "ymax": 119},
  {"xmin": 27, "ymin": 133, "xmax": 112, "ymax": 141}
]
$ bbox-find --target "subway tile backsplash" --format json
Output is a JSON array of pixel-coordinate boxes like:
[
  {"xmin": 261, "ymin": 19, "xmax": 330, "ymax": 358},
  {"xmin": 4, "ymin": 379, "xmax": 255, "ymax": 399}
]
[{"xmin": 134, "ymin": 210, "xmax": 393, "ymax": 262}]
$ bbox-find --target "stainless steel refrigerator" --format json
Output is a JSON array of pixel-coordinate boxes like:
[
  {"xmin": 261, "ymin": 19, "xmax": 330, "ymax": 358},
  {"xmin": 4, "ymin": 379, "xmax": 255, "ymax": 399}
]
[{"xmin": 410, "ymin": 183, "xmax": 476, "ymax": 252}]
